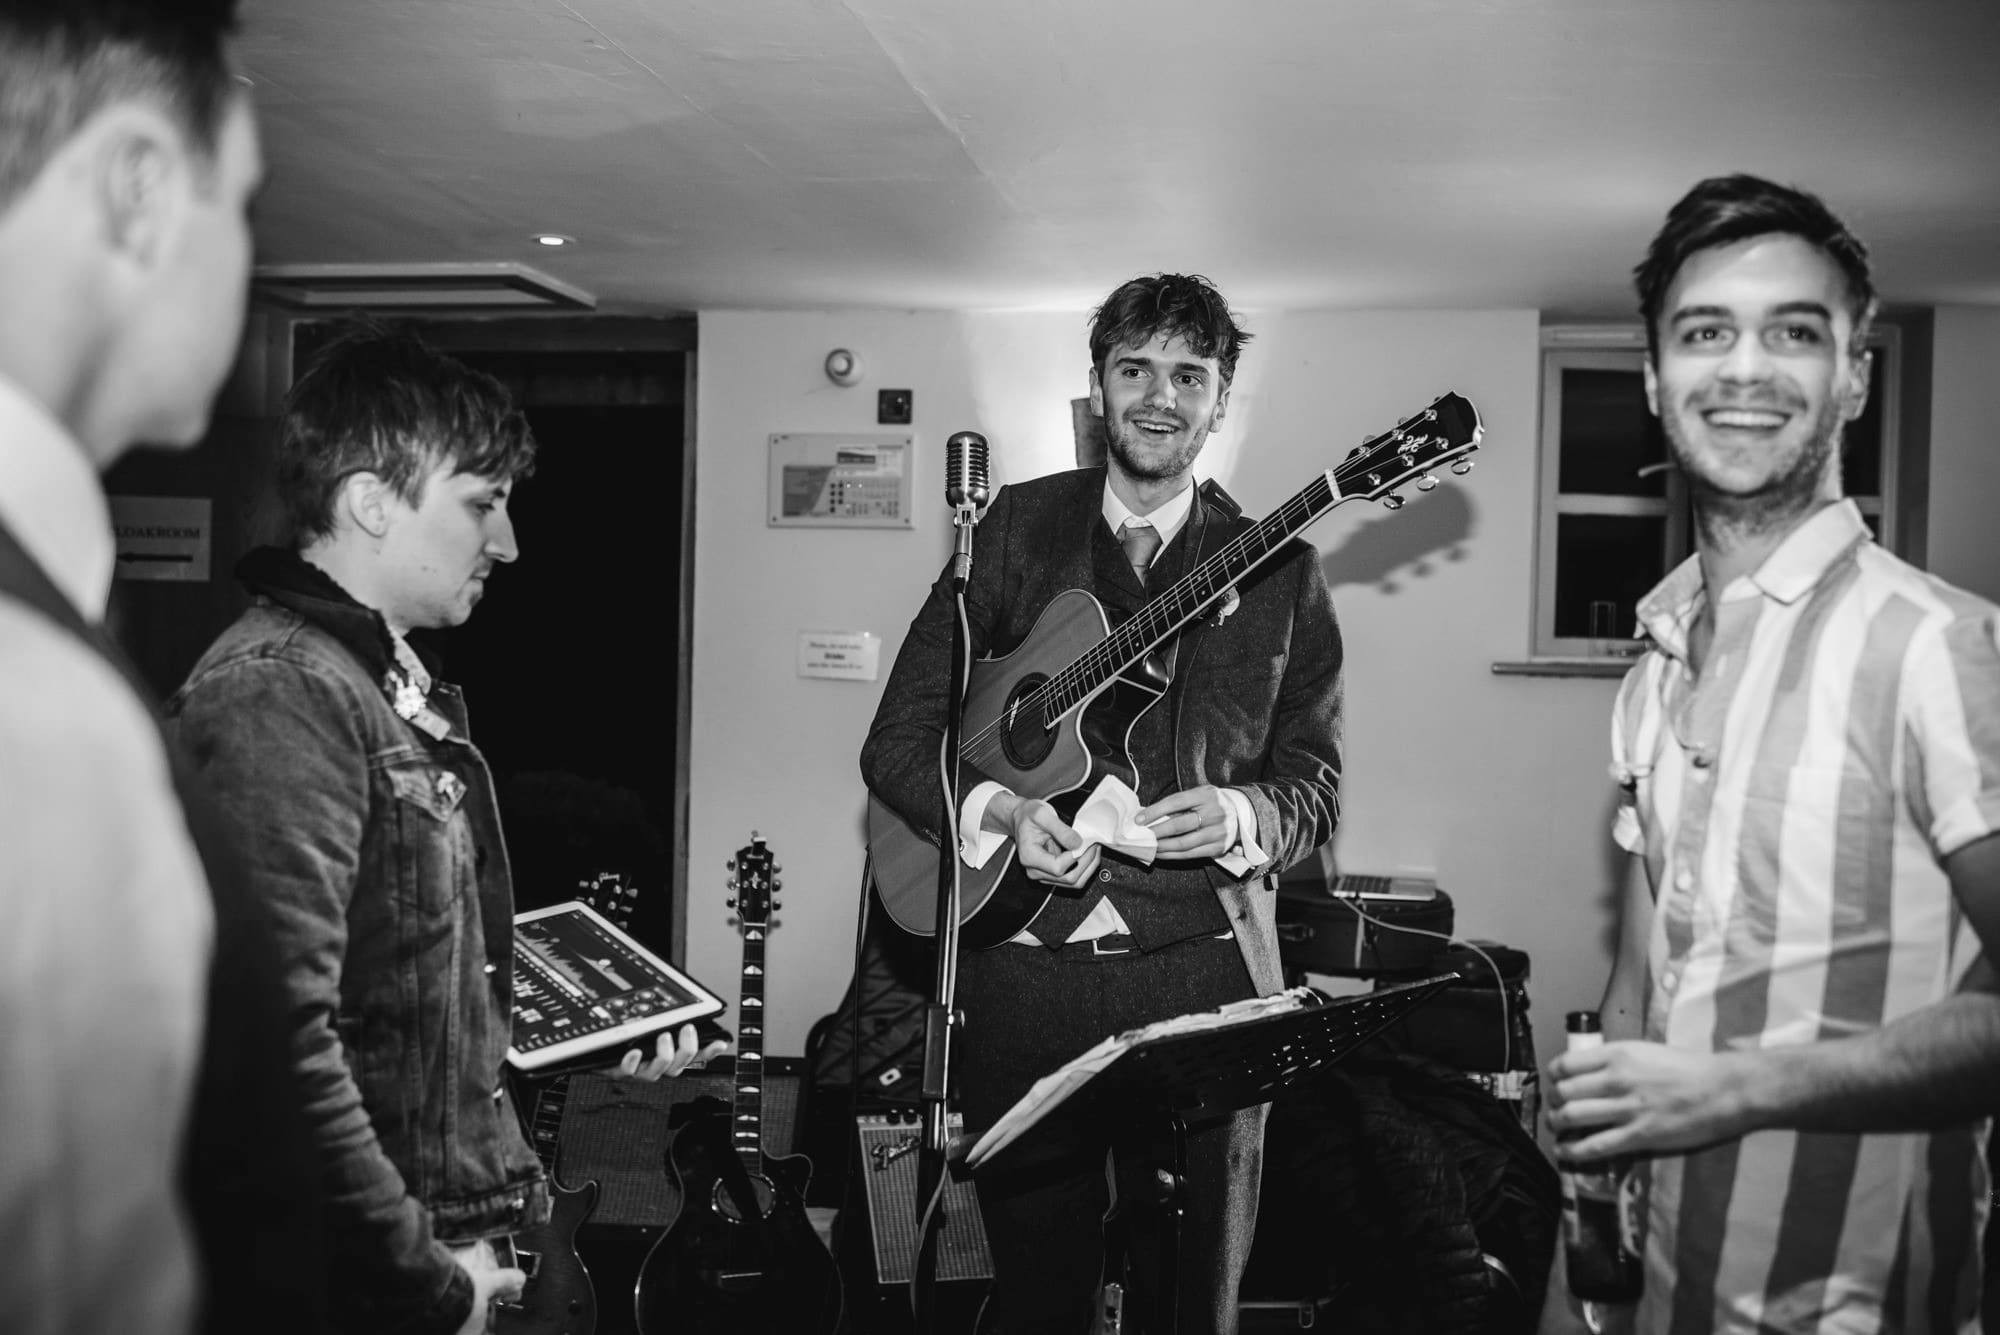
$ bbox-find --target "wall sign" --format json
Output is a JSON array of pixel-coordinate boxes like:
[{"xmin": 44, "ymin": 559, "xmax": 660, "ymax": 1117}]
[
  {"xmin": 797, "ymin": 630, "xmax": 882, "ymax": 681},
  {"xmin": 768, "ymin": 433, "xmax": 913, "ymax": 528},
  {"xmin": 110, "ymin": 496, "xmax": 212, "ymax": 582}
]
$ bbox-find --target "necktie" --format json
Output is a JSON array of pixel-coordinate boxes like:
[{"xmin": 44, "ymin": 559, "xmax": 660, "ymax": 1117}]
[{"xmin": 1117, "ymin": 522, "xmax": 1163, "ymax": 587}]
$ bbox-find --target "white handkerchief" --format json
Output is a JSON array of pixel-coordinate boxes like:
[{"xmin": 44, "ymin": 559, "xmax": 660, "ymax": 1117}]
[{"xmin": 1071, "ymin": 774, "xmax": 1158, "ymax": 864}]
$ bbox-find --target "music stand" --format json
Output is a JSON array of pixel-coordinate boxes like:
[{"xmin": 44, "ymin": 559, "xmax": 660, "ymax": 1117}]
[{"xmin": 967, "ymin": 974, "xmax": 1456, "ymax": 1335}]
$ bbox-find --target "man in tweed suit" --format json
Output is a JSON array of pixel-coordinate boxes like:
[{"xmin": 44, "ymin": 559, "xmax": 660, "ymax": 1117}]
[{"xmin": 862, "ymin": 272, "xmax": 1344, "ymax": 1335}]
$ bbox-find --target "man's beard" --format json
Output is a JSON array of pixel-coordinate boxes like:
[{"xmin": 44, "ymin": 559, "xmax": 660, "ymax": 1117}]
[
  {"xmin": 1665, "ymin": 395, "xmax": 1844, "ymax": 540},
  {"xmin": 1105, "ymin": 415, "xmax": 1209, "ymax": 480}
]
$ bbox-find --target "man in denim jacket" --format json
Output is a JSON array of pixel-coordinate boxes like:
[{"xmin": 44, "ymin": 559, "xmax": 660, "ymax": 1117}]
[{"xmin": 171, "ymin": 323, "xmax": 713, "ymax": 1334}]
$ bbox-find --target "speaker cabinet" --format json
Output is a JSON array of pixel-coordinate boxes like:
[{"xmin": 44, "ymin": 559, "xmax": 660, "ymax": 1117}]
[
  {"xmin": 852, "ymin": 1114, "xmax": 993, "ymax": 1286},
  {"xmin": 554, "ymin": 1058, "xmax": 805, "ymax": 1229}
]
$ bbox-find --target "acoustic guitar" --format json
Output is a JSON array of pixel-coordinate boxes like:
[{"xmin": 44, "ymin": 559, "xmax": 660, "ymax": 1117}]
[
  {"xmin": 867, "ymin": 392, "xmax": 1484, "ymax": 946},
  {"xmin": 633, "ymin": 835, "xmax": 844, "ymax": 1334}
]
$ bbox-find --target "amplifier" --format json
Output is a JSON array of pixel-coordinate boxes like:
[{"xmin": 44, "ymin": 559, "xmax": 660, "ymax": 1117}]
[
  {"xmin": 853, "ymin": 1114, "xmax": 993, "ymax": 1286},
  {"xmin": 552, "ymin": 1058, "xmax": 805, "ymax": 1229},
  {"xmin": 1275, "ymin": 882, "xmax": 1454, "ymax": 977}
]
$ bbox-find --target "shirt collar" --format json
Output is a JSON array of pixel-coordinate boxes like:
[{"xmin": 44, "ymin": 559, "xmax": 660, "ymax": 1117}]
[
  {"xmin": 0, "ymin": 372, "xmax": 114, "ymax": 619},
  {"xmin": 1635, "ymin": 499, "xmax": 1872, "ymax": 659},
  {"xmin": 1102, "ymin": 476, "xmax": 1197, "ymax": 547}
]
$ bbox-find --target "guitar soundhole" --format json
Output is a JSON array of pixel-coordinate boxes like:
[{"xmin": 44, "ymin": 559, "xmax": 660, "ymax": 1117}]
[
  {"xmin": 999, "ymin": 674, "xmax": 1054, "ymax": 770},
  {"xmin": 711, "ymin": 1173, "xmax": 776, "ymax": 1225}
]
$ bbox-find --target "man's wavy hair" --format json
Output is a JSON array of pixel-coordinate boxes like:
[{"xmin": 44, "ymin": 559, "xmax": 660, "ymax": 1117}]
[
  {"xmin": 0, "ymin": 0, "xmax": 240, "ymax": 211},
  {"xmin": 1634, "ymin": 173, "xmax": 1876, "ymax": 357},
  {"xmin": 277, "ymin": 320, "xmax": 538, "ymax": 546},
  {"xmin": 1088, "ymin": 273, "xmax": 1252, "ymax": 387}
]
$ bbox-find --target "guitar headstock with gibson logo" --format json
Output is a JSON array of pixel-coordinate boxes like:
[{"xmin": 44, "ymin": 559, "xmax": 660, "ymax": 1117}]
[{"xmin": 725, "ymin": 833, "xmax": 779, "ymax": 931}]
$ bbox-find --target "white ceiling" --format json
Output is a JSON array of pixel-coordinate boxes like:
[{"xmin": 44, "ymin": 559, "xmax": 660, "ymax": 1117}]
[{"xmin": 238, "ymin": 0, "xmax": 2000, "ymax": 317}]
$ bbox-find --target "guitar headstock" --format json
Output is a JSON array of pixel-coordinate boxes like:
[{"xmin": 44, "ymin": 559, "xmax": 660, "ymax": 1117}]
[
  {"xmin": 1331, "ymin": 392, "xmax": 1484, "ymax": 509},
  {"xmin": 576, "ymin": 870, "xmax": 640, "ymax": 934},
  {"xmin": 725, "ymin": 833, "xmax": 779, "ymax": 931}
]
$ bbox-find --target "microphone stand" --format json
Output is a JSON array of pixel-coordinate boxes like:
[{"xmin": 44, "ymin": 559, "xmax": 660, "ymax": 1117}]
[{"xmin": 913, "ymin": 503, "xmax": 979, "ymax": 1332}]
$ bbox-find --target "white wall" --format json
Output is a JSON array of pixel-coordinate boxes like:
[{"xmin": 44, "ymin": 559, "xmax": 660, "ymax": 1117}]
[
  {"xmin": 687, "ymin": 306, "xmax": 1631, "ymax": 1080},
  {"xmin": 1928, "ymin": 305, "xmax": 2000, "ymax": 604}
]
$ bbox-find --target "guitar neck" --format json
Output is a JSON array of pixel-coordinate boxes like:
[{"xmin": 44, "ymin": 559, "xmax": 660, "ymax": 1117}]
[
  {"xmin": 732, "ymin": 920, "xmax": 767, "ymax": 1177},
  {"xmin": 1049, "ymin": 470, "xmax": 1340, "ymax": 714},
  {"xmin": 1033, "ymin": 394, "xmax": 1478, "ymax": 723},
  {"xmin": 529, "ymin": 1074, "xmax": 570, "ymax": 1173}
]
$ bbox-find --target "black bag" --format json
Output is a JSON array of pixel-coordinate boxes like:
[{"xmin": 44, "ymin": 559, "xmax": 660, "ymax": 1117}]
[
  {"xmin": 1242, "ymin": 1049, "xmax": 1561, "ymax": 1334},
  {"xmin": 807, "ymin": 894, "xmax": 931, "ymax": 1105}
]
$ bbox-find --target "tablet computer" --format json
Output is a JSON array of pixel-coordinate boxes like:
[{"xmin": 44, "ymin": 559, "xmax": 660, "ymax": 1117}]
[{"xmin": 508, "ymin": 900, "xmax": 726, "ymax": 1074}]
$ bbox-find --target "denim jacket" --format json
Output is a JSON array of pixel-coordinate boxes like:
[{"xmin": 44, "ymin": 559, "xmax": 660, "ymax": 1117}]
[{"xmin": 168, "ymin": 548, "xmax": 547, "ymax": 1334}]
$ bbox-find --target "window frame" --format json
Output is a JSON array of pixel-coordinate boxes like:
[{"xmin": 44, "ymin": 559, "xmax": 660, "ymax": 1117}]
[{"xmin": 1531, "ymin": 323, "xmax": 1901, "ymax": 661}]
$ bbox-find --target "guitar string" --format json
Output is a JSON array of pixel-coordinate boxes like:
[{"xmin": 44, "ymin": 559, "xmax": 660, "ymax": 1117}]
[
  {"xmin": 1024, "ymin": 404, "xmax": 1467, "ymax": 722},
  {"xmin": 962, "ymin": 408, "xmax": 1462, "ymax": 764},
  {"xmin": 961, "ymin": 475, "xmax": 1326, "ymax": 762}
]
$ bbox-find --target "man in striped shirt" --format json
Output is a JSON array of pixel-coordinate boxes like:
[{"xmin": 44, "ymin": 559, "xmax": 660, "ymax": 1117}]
[{"xmin": 1543, "ymin": 175, "xmax": 2000, "ymax": 1334}]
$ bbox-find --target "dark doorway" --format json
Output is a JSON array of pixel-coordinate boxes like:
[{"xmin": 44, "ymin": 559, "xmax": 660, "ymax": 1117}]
[{"xmin": 441, "ymin": 348, "xmax": 688, "ymax": 959}]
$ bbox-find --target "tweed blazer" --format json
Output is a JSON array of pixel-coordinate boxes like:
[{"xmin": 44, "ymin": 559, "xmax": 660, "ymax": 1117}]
[{"xmin": 861, "ymin": 465, "xmax": 1344, "ymax": 994}]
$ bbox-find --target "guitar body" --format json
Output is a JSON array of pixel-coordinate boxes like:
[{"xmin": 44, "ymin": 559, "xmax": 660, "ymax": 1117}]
[
  {"xmin": 870, "ymin": 586, "xmax": 1170, "ymax": 945},
  {"xmin": 633, "ymin": 1105, "xmax": 843, "ymax": 1335},
  {"xmin": 494, "ymin": 1176, "xmax": 600, "ymax": 1335}
]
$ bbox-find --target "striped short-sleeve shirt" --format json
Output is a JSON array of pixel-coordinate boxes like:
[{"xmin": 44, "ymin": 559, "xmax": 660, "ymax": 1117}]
[{"xmin": 1611, "ymin": 500, "xmax": 1996, "ymax": 1335}]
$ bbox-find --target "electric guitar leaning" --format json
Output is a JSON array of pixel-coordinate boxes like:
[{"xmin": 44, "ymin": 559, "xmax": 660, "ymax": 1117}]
[
  {"xmin": 493, "ymin": 871, "xmax": 640, "ymax": 1335},
  {"xmin": 633, "ymin": 835, "xmax": 844, "ymax": 1335},
  {"xmin": 867, "ymin": 392, "xmax": 1485, "ymax": 946}
]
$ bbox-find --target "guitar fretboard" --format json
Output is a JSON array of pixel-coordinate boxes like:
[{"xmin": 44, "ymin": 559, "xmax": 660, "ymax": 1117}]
[
  {"xmin": 733, "ymin": 919, "xmax": 766, "ymax": 1177},
  {"xmin": 964, "ymin": 394, "xmax": 1477, "ymax": 766},
  {"xmin": 530, "ymin": 1076, "xmax": 570, "ymax": 1173}
]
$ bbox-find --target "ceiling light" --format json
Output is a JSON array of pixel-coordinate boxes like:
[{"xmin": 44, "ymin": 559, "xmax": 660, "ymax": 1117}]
[{"xmin": 534, "ymin": 234, "xmax": 574, "ymax": 247}]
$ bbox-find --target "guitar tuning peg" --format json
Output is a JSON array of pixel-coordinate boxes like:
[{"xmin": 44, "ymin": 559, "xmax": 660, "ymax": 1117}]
[
  {"xmin": 773, "ymin": 862, "xmax": 783, "ymax": 874},
  {"xmin": 1451, "ymin": 459, "xmax": 1474, "ymax": 475},
  {"xmin": 773, "ymin": 899, "xmax": 783, "ymax": 911},
  {"xmin": 773, "ymin": 877, "xmax": 783, "ymax": 891},
  {"xmin": 1417, "ymin": 475, "xmax": 1439, "ymax": 492},
  {"xmin": 1382, "ymin": 494, "xmax": 1405, "ymax": 510},
  {"xmin": 725, "ymin": 858, "xmax": 736, "ymax": 871},
  {"xmin": 725, "ymin": 897, "xmax": 737, "ymax": 909}
]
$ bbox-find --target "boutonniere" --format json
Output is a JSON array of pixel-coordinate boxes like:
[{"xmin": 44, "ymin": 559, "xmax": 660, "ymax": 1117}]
[{"xmin": 1210, "ymin": 587, "xmax": 1241, "ymax": 627}]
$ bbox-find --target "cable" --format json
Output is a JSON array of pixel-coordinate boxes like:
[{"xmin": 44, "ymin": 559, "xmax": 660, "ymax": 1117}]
[
  {"xmin": 1332, "ymin": 894, "xmax": 1515, "ymax": 1074},
  {"xmin": 906, "ymin": 1165, "xmax": 952, "ymax": 1320}
]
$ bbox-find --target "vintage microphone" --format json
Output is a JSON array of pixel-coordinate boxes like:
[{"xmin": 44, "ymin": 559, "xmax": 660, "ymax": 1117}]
[
  {"xmin": 915, "ymin": 429, "xmax": 990, "ymax": 1329},
  {"xmin": 944, "ymin": 429, "xmax": 990, "ymax": 588}
]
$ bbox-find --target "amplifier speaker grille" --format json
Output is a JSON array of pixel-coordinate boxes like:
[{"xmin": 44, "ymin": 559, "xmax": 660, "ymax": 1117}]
[
  {"xmin": 554, "ymin": 1059, "xmax": 803, "ymax": 1229},
  {"xmin": 855, "ymin": 1115, "xmax": 993, "ymax": 1285}
]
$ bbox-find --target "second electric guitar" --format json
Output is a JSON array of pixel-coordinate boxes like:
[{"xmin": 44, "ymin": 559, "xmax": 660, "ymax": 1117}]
[{"xmin": 867, "ymin": 391, "xmax": 1484, "ymax": 946}]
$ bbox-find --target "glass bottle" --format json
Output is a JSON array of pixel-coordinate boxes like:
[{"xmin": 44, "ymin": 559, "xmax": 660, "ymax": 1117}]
[{"xmin": 1560, "ymin": 1010, "xmax": 1643, "ymax": 1302}]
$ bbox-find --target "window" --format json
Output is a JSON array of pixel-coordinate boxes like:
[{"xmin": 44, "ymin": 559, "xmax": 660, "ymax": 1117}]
[{"xmin": 1531, "ymin": 324, "xmax": 1901, "ymax": 661}]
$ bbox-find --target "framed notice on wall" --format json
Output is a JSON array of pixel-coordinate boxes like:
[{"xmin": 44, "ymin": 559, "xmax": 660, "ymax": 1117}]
[{"xmin": 767, "ymin": 432, "xmax": 913, "ymax": 528}]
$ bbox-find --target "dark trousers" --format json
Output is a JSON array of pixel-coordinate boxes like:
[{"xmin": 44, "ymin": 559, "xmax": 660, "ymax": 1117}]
[{"xmin": 958, "ymin": 933, "xmax": 1266, "ymax": 1335}]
